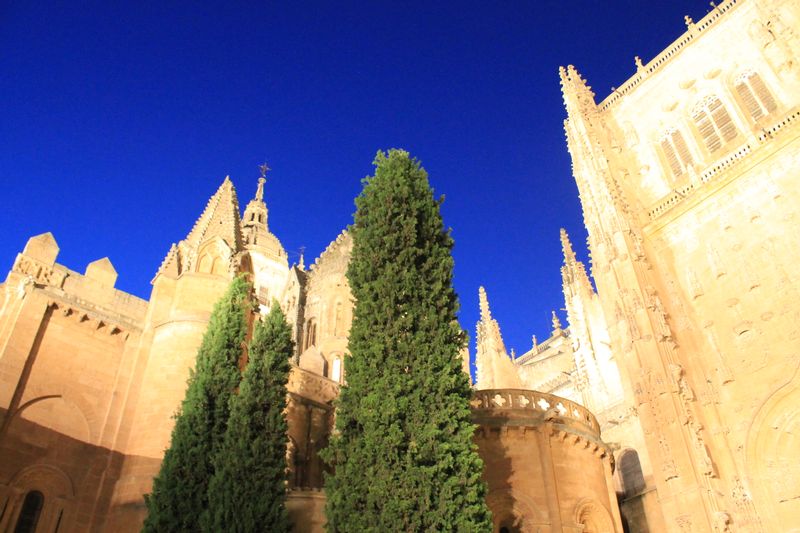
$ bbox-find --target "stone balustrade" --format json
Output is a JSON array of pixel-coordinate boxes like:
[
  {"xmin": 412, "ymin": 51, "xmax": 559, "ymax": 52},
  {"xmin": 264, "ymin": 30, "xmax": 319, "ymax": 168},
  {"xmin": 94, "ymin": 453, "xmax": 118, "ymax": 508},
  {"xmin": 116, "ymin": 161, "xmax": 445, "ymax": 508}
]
[{"xmin": 471, "ymin": 388, "xmax": 601, "ymax": 437}]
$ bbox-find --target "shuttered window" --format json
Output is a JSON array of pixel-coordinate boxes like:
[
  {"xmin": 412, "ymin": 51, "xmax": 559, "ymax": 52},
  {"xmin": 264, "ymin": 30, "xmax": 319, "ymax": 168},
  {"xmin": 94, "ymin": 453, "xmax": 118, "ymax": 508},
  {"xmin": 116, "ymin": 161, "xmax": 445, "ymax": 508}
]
[
  {"xmin": 735, "ymin": 71, "xmax": 777, "ymax": 122},
  {"xmin": 660, "ymin": 128, "xmax": 693, "ymax": 179},
  {"xmin": 692, "ymin": 96, "xmax": 737, "ymax": 153}
]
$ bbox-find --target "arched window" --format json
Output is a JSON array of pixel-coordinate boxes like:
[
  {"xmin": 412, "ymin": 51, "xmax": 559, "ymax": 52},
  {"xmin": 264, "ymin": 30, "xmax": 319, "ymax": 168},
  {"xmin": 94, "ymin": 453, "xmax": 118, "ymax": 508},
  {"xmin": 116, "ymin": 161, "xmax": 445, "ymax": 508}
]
[
  {"xmin": 660, "ymin": 128, "xmax": 693, "ymax": 179},
  {"xmin": 691, "ymin": 96, "xmax": 737, "ymax": 153},
  {"xmin": 618, "ymin": 449, "xmax": 646, "ymax": 499},
  {"xmin": 14, "ymin": 490, "xmax": 44, "ymax": 533},
  {"xmin": 735, "ymin": 71, "xmax": 777, "ymax": 122},
  {"xmin": 331, "ymin": 356, "xmax": 342, "ymax": 383}
]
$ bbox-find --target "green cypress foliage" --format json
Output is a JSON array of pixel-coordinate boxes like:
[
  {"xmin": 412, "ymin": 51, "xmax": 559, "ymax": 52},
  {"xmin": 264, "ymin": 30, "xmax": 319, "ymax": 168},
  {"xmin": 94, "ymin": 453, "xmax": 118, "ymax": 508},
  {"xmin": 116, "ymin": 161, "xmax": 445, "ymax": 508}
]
[
  {"xmin": 323, "ymin": 150, "xmax": 492, "ymax": 532},
  {"xmin": 204, "ymin": 301, "xmax": 293, "ymax": 532},
  {"xmin": 142, "ymin": 276, "xmax": 251, "ymax": 533}
]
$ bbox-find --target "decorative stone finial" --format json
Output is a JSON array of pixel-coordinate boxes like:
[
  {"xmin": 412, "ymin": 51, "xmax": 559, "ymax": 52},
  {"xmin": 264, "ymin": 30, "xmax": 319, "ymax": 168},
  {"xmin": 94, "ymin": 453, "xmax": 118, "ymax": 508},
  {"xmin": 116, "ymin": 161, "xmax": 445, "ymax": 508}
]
[
  {"xmin": 685, "ymin": 15, "xmax": 694, "ymax": 28},
  {"xmin": 532, "ymin": 335, "xmax": 538, "ymax": 350},
  {"xmin": 551, "ymin": 310, "xmax": 562, "ymax": 332},
  {"xmin": 298, "ymin": 246, "xmax": 305, "ymax": 270},
  {"xmin": 635, "ymin": 56, "xmax": 644, "ymax": 71}
]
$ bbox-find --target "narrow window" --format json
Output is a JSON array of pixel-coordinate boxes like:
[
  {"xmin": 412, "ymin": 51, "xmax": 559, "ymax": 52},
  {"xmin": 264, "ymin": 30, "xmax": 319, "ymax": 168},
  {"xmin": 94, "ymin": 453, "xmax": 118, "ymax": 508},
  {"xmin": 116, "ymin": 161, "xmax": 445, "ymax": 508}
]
[
  {"xmin": 619, "ymin": 450, "xmax": 646, "ymax": 499},
  {"xmin": 331, "ymin": 357, "xmax": 342, "ymax": 383},
  {"xmin": 735, "ymin": 71, "xmax": 777, "ymax": 122},
  {"xmin": 334, "ymin": 301, "xmax": 344, "ymax": 336},
  {"xmin": 692, "ymin": 96, "xmax": 737, "ymax": 153},
  {"xmin": 14, "ymin": 491, "xmax": 43, "ymax": 533},
  {"xmin": 660, "ymin": 128, "xmax": 693, "ymax": 179},
  {"xmin": 304, "ymin": 319, "xmax": 317, "ymax": 350}
]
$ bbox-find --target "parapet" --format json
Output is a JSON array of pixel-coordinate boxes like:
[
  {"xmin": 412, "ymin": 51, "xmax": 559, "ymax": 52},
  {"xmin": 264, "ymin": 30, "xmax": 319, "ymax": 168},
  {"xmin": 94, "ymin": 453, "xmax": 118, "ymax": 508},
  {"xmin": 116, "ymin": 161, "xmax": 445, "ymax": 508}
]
[{"xmin": 471, "ymin": 388, "xmax": 601, "ymax": 439}]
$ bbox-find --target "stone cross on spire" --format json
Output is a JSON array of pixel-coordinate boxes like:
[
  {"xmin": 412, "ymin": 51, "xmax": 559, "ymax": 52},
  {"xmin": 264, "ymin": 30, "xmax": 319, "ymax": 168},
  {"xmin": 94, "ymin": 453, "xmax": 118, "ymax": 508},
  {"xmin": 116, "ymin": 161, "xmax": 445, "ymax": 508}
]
[{"xmin": 256, "ymin": 162, "xmax": 270, "ymax": 201}]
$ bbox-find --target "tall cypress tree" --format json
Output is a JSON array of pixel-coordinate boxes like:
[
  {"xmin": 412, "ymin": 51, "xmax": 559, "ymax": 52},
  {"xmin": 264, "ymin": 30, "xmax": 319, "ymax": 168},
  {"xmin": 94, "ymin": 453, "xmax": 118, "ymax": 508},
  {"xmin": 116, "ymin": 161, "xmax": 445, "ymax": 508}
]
[
  {"xmin": 204, "ymin": 301, "xmax": 293, "ymax": 532},
  {"xmin": 142, "ymin": 276, "xmax": 251, "ymax": 533},
  {"xmin": 324, "ymin": 150, "xmax": 492, "ymax": 532}
]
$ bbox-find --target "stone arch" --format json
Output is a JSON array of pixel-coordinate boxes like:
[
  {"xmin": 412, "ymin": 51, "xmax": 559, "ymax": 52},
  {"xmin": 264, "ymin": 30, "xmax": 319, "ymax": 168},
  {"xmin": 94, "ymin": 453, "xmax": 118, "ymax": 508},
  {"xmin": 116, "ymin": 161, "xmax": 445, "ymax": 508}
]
[
  {"xmin": 12, "ymin": 381, "xmax": 101, "ymax": 443},
  {"xmin": 573, "ymin": 498, "xmax": 616, "ymax": 533},
  {"xmin": 485, "ymin": 489, "xmax": 546, "ymax": 532},
  {"xmin": 9, "ymin": 464, "xmax": 75, "ymax": 499},
  {"xmin": 746, "ymin": 359, "xmax": 800, "ymax": 531},
  {"xmin": 7, "ymin": 391, "xmax": 95, "ymax": 445}
]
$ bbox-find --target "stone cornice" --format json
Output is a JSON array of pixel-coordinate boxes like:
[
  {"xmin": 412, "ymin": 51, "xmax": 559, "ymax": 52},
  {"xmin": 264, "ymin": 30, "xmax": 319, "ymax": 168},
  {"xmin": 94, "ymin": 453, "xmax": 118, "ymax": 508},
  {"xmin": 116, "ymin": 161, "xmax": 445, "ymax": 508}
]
[{"xmin": 598, "ymin": 0, "xmax": 742, "ymax": 112}]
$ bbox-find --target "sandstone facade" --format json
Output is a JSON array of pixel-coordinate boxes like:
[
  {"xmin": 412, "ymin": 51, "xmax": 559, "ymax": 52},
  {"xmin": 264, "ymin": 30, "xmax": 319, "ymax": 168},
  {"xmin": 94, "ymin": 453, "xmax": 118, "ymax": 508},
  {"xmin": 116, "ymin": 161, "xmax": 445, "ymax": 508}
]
[
  {"xmin": 506, "ymin": 0, "xmax": 800, "ymax": 530},
  {"xmin": 1, "ymin": 0, "xmax": 798, "ymax": 531}
]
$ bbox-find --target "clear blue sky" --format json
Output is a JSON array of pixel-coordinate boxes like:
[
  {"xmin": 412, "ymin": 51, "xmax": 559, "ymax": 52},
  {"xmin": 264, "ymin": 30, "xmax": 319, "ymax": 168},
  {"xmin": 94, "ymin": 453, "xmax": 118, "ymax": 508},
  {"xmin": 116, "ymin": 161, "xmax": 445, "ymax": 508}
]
[{"xmin": 1, "ymin": 1, "xmax": 710, "ymax": 362}]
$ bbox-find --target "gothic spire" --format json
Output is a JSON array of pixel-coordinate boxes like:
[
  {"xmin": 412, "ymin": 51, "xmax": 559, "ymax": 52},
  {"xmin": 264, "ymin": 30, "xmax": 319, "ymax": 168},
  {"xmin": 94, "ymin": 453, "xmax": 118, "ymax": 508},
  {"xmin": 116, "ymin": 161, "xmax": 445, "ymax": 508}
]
[
  {"xmin": 475, "ymin": 286, "xmax": 522, "ymax": 390},
  {"xmin": 183, "ymin": 177, "xmax": 243, "ymax": 250},
  {"xmin": 560, "ymin": 227, "xmax": 577, "ymax": 266},
  {"xmin": 154, "ymin": 177, "xmax": 244, "ymax": 280}
]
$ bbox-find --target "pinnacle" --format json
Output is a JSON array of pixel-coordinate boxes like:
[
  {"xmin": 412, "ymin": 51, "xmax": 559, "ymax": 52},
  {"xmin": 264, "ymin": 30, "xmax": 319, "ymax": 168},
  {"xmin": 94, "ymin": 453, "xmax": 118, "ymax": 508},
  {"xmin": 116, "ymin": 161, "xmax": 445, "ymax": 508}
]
[
  {"xmin": 560, "ymin": 228, "xmax": 577, "ymax": 265},
  {"xmin": 551, "ymin": 310, "xmax": 562, "ymax": 331},
  {"xmin": 478, "ymin": 286, "xmax": 492, "ymax": 321}
]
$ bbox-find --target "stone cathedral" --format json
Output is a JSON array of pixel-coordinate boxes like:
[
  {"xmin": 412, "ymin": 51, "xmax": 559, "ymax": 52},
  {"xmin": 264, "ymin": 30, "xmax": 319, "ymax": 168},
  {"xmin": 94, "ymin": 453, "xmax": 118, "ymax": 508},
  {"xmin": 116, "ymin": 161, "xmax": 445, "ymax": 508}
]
[{"xmin": 0, "ymin": 0, "xmax": 798, "ymax": 531}]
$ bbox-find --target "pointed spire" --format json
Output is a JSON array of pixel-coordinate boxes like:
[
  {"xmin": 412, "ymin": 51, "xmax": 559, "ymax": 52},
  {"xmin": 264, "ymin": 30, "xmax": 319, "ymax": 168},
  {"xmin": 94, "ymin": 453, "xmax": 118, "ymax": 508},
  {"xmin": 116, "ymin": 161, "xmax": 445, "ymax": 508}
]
[
  {"xmin": 298, "ymin": 250, "xmax": 305, "ymax": 270},
  {"xmin": 242, "ymin": 168, "xmax": 287, "ymax": 261},
  {"xmin": 559, "ymin": 64, "xmax": 596, "ymax": 117},
  {"xmin": 184, "ymin": 177, "xmax": 243, "ymax": 252},
  {"xmin": 560, "ymin": 228, "xmax": 577, "ymax": 266},
  {"xmin": 154, "ymin": 178, "xmax": 244, "ymax": 280},
  {"xmin": 475, "ymin": 286, "xmax": 522, "ymax": 390}
]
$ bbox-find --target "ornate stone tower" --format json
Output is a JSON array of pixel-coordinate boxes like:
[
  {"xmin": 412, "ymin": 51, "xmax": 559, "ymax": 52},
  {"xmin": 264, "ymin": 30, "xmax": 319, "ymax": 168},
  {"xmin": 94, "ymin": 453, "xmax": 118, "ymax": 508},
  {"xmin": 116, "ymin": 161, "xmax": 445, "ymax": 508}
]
[
  {"xmin": 241, "ymin": 172, "xmax": 290, "ymax": 311},
  {"xmin": 108, "ymin": 177, "xmax": 248, "ymax": 529},
  {"xmin": 560, "ymin": 0, "xmax": 800, "ymax": 530}
]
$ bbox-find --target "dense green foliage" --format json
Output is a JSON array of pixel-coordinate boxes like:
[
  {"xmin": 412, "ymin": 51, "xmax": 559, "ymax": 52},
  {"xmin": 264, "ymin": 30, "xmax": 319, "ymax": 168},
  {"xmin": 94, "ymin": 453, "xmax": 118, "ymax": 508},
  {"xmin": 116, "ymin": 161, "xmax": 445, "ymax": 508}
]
[
  {"xmin": 142, "ymin": 276, "xmax": 251, "ymax": 533},
  {"xmin": 323, "ymin": 150, "xmax": 492, "ymax": 532},
  {"xmin": 204, "ymin": 301, "xmax": 293, "ymax": 532}
]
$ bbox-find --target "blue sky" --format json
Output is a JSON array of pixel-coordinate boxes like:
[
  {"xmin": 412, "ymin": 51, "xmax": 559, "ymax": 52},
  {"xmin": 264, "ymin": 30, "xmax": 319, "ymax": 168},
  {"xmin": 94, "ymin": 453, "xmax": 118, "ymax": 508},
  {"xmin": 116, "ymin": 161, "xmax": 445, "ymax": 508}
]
[{"xmin": 0, "ymin": 1, "xmax": 710, "ymax": 362}]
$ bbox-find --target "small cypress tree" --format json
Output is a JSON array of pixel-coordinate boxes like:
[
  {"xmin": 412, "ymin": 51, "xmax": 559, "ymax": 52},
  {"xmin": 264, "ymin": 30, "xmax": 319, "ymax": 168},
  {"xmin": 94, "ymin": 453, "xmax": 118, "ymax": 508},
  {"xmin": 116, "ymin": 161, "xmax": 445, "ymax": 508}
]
[
  {"xmin": 142, "ymin": 276, "xmax": 251, "ymax": 533},
  {"xmin": 323, "ymin": 150, "xmax": 492, "ymax": 532},
  {"xmin": 204, "ymin": 301, "xmax": 293, "ymax": 532}
]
